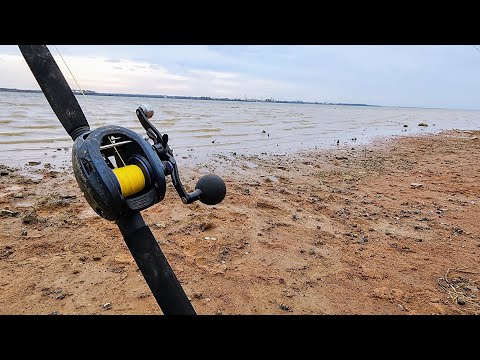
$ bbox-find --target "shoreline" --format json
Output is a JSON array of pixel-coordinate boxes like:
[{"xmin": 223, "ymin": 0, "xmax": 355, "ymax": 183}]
[{"xmin": 1, "ymin": 129, "xmax": 480, "ymax": 314}]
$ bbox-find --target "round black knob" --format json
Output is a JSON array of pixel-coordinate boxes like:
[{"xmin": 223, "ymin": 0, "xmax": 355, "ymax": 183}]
[{"xmin": 195, "ymin": 174, "xmax": 226, "ymax": 205}]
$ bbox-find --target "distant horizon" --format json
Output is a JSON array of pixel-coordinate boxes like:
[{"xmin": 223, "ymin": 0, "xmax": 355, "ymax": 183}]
[{"xmin": 1, "ymin": 86, "xmax": 478, "ymax": 112}]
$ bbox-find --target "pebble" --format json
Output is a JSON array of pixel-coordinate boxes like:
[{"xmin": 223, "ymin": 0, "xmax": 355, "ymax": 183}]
[
  {"xmin": 292, "ymin": 214, "xmax": 300, "ymax": 220},
  {"xmin": 403, "ymin": 124, "xmax": 408, "ymax": 127},
  {"xmin": 279, "ymin": 303, "xmax": 291, "ymax": 311},
  {"xmin": 410, "ymin": 183, "xmax": 423, "ymax": 189},
  {"xmin": 55, "ymin": 294, "xmax": 65, "ymax": 300},
  {"xmin": 102, "ymin": 302, "xmax": 112, "ymax": 310},
  {"xmin": 27, "ymin": 161, "xmax": 41, "ymax": 166},
  {"xmin": 0, "ymin": 171, "xmax": 9, "ymax": 176},
  {"xmin": 0, "ymin": 210, "xmax": 18, "ymax": 217},
  {"xmin": 14, "ymin": 192, "xmax": 24, "ymax": 198},
  {"xmin": 418, "ymin": 123, "xmax": 428, "ymax": 127},
  {"xmin": 154, "ymin": 222, "xmax": 166, "ymax": 229},
  {"xmin": 457, "ymin": 296, "xmax": 466, "ymax": 305},
  {"xmin": 21, "ymin": 229, "xmax": 27, "ymax": 236}
]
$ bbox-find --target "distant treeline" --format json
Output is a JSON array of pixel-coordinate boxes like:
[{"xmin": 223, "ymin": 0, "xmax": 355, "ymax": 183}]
[{"xmin": 0, "ymin": 87, "xmax": 378, "ymax": 107}]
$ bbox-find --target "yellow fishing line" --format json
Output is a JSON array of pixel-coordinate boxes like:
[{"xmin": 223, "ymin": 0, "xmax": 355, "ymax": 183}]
[{"xmin": 113, "ymin": 165, "xmax": 145, "ymax": 197}]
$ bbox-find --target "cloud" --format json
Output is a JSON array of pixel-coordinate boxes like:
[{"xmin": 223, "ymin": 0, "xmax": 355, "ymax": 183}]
[{"xmin": 2, "ymin": 45, "xmax": 480, "ymax": 109}]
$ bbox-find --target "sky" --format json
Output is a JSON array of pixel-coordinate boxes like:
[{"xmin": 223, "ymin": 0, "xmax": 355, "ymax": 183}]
[{"xmin": 0, "ymin": 45, "xmax": 480, "ymax": 110}]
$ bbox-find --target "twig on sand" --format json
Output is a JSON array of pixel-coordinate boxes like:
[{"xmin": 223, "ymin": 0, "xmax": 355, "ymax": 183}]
[
  {"xmin": 437, "ymin": 268, "xmax": 480, "ymax": 310},
  {"xmin": 453, "ymin": 129, "xmax": 474, "ymax": 134}
]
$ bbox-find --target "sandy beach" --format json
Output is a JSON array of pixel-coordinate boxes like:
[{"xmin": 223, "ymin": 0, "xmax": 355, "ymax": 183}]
[{"xmin": 1, "ymin": 130, "xmax": 480, "ymax": 314}]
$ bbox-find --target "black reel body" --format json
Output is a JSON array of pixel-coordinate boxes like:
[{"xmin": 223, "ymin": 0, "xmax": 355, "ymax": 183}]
[{"xmin": 72, "ymin": 125, "xmax": 166, "ymax": 221}]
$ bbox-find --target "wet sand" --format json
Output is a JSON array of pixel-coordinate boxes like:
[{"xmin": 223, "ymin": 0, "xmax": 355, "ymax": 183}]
[{"xmin": 1, "ymin": 130, "xmax": 480, "ymax": 314}]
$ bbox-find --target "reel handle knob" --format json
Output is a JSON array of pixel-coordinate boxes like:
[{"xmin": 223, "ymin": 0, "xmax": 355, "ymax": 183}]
[{"xmin": 194, "ymin": 174, "xmax": 226, "ymax": 205}]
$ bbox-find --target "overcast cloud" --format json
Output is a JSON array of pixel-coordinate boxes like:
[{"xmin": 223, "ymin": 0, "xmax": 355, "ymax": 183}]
[{"xmin": 0, "ymin": 45, "xmax": 479, "ymax": 110}]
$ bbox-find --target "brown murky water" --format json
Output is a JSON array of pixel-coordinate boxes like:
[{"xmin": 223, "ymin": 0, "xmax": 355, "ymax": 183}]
[{"xmin": 1, "ymin": 91, "xmax": 479, "ymax": 169}]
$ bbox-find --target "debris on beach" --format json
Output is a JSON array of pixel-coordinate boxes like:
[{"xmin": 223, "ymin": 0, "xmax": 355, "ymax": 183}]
[{"xmin": 418, "ymin": 123, "xmax": 428, "ymax": 127}]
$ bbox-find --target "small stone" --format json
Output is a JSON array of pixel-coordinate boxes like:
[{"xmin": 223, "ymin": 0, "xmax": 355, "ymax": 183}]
[
  {"xmin": 102, "ymin": 302, "xmax": 112, "ymax": 310},
  {"xmin": 55, "ymin": 294, "xmax": 65, "ymax": 300},
  {"xmin": 79, "ymin": 255, "xmax": 88, "ymax": 262},
  {"xmin": 335, "ymin": 155, "xmax": 348, "ymax": 160},
  {"xmin": 93, "ymin": 256, "xmax": 101, "ymax": 261},
  {"xmin": 264, "ymin": 176, "xmax": 279, "ymax": 183},
  {"xmin": 0, "ymin": 210, "xmax": 18, "ymax": 217},
  {"xmin": 0, "ymin": 171, "xmax": 9, "ymax": 176},
  {"xmin": 403, "ymin": 124, "xmax": 408, "ymax": 127},
  {"xmin": 14, "ymin": 192, "xmax": 24, "ymax": 198},
  {"xmin": 204, "ymin": 236, "xmax": 211, "ymax": 240},
  {"xmin": 21, "ymin": 229, "xmax": 27, "ymax": 236},
  {"xmin": 154, "ymin": 222, "xmax": 166, "ymax": 229},
  {"xmin": 410, "ymin": 183, "xmax": 423, "ymax": 189},
  {"xmin": 292, "ymin": 214, "xmax": 300, "ymax": 220},
  {"xmin": 457, "ymin": 296, "xmax": 466, "ymax": 305},
  {"xmin": 279, "ymin": 303, "xmax": 291, "ymax": 311},
  {"xmin": 22, "ymin": 211, "xmax": 39, "ymax": 224},
  {"xmin": 27, "ymin": 161, "xmax": 41, "ymax": 166},
  {"xmin": 418, "ymin": 123, "xmax": 428, "ymax": 127},
  {"xmin": 200, "ymin": 222, "xmax": 214, "ymax": 231},
  {"xmin": 216, "ymin": 310, "xmax": 223, "ymax": 315},
  {"xmin": 262, "ymin": 130, "xmax": 266, "ymax": 133}
]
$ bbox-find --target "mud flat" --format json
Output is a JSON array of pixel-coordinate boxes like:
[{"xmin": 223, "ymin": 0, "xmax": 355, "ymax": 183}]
[{"xmin": 1, "ymin": 130, "xmax": 480, "ymax": 314}]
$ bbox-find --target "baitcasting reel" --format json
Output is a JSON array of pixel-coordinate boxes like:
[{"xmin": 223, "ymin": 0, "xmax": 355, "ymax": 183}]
[{"xmin": 72, "ymin": 105, "xmax": 226, "ymax": 221}]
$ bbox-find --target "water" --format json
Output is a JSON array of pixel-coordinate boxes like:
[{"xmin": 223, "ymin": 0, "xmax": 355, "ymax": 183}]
[{"xmin": 1, "ymin": 91, "xmax": 479, "ymax": 168}]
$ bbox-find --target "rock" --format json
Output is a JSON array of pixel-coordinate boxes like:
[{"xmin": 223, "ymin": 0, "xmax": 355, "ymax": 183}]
[
  {"xmin": 418, "ymin": 123, "xmax": 428, "ymax": 127},
  {"xmin": 102, "ymin": 302, "xmax": 112, "ymax": 310},
  {"xmin": 0, "ymin": 210, "xmax": 18, "ymax": 217},
  {"xmin": 79, "ymin": 255, "xmax": 88, "ymax": 262},
  {"xmin": 457, "ymin": 296, "xmax": 466, "ymax": 305},
  {"xmin": 200, "ymin": 222, "xmax": 214, "ymax": 231},
  {"xmin": 410, "ymin": 183, "xmax": 423, "ymax": 189},
  {"xmin": 264, "ymin": 176, "xmax": 279, "ymax": 183},
  {"xmin": 279, "ymin": 303, "xmax": 291, "ymax": 311},
  {"xmin": 335, "ymin": 155, "xmax": 348, "ymax": 160},
  {"xmin": 0, "ymin": 171, "xmax": 9, "ymax": 176},
  {"xmin": 55, "ymin": 294, "xmax": 65, "ymax": 300},
  {"xmin": 27, "ymin": 161, "xmax": 41, "ymax": 166},
  {"xmin": 154, "ymin": 222, "xmax": 166, "ymax": 229},
  {"xmin": 22, "ymin": 210, "xmax": 38, "ymax": 224},
  {"xmin": 262, "ymin": 130, "xmax": 266, "ymax": 133},
  {"xmin": 292, "ymin": 214, "xmax": 300, "ymax": 220},
  {"xmin": 21, "ymin": 229, "xmax": 27, "ymax": 236},
  {"xmin": 14, "ymin": 192, "xmax": 24, "ymax": 198},
  {"xmin": 93, "ymin": 256, "xmax": 102, "ymax": 261},
  {"xmin": 403, "ymin": 124, "xmax": 408, "ymax": 127},
  {"xmin": 44, "ymin": 163, "xmax": 51, "ymax": 169}
]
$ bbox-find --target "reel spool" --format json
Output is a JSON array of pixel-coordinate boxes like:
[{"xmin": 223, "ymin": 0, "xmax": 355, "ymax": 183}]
[{"xmin": 72, "ymin": 105, "xmax": 226, "ymax": 221}]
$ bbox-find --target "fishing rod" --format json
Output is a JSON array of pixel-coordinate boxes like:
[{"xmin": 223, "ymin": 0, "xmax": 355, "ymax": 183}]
[{"xmin": 18, "ymin": 45, "xmax": 227, "ymax": 315}]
